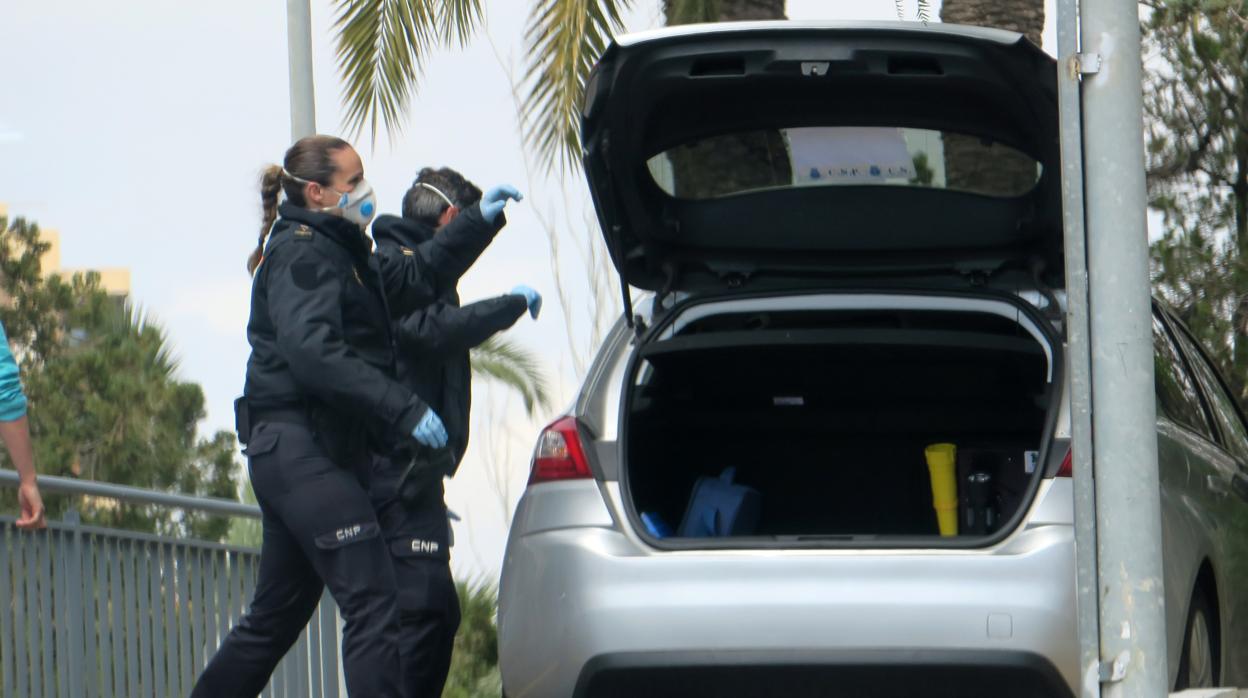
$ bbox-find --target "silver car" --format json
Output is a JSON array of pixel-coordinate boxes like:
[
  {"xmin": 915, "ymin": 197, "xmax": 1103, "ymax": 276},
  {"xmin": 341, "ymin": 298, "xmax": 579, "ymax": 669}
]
[{"xmin": 498, "ymin": 21, "xmax": 1248, "ymax": 698}]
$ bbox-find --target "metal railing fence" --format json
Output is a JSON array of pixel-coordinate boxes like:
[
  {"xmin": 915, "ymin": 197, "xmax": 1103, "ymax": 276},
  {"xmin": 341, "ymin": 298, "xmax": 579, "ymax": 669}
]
[{"xmin": 0, "ymin": 469, "xmax": 343, "ymax": 698}]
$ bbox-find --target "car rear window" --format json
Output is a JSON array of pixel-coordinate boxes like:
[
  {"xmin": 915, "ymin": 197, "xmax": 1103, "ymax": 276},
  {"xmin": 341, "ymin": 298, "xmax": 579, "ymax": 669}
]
[{"xmin": 646, "ymin": 126, "xmax": 1042, "ymax": 200}]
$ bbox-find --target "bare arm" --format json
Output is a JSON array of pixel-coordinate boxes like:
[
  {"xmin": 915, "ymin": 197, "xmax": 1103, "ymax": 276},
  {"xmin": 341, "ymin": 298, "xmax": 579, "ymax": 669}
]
[
  {"xmin": 0, "ymin": 322, "xmax": 44, "ymax": 529},
  {"xmin": 0, "ymin": 416, "xmax": 35, "ymax": 484},
  {"xmin": 0, "ymin": 415, "xmax": 43, "ymax": 529}
]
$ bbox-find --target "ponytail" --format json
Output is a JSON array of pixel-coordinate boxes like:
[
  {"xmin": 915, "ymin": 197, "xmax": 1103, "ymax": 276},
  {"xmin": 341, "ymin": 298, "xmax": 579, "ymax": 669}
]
[
  {"xmin": 248, "ymin": 135, "xmax": 351, "ymax": 275},
  {"xmin": 248, "ymin": 165, "xmax": 284, "ymax": 275}
]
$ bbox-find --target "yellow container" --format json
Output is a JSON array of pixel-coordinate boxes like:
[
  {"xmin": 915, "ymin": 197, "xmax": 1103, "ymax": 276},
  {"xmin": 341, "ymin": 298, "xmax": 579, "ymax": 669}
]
[{"xmin": 925, "ymin": 443, "xmax": 959, "ymax": 537}]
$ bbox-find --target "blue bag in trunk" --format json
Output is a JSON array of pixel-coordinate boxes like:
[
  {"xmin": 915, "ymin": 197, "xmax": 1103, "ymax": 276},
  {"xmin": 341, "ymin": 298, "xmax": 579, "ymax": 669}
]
[{"xmin": 678, "ymin": 467, "xmax": 762, "ymax": 537}]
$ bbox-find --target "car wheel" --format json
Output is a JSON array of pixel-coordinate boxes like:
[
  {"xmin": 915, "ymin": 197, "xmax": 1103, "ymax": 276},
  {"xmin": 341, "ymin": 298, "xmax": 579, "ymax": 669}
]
[{"xmin": 1175, "ymin": 590, "xmax": 1219, "ymax": 690}]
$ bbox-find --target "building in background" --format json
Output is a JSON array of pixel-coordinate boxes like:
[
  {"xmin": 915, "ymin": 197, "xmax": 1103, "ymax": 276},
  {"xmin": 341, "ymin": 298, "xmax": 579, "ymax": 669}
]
[
  {"xmin": 1, "ymin": 202, "xmax": 131, "ymax": 301},
  {"xmin": 38, "ymin": 229, "xmax": 131, "ymax": 300}
]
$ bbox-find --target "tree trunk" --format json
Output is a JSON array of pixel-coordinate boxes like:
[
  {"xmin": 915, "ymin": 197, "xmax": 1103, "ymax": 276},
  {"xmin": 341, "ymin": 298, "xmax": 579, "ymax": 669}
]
[
  {"xmin": 716, "ymin": 0, "xmax": 786, "ymax": 21},
  {"xmin": 939, "ymin": 0, "xmax": 1046, "ymax": 196},
  {"xmin": 939, "ymin": 0, "xmax": 1044, "ymax": 46},
  {"xmin": 664, "ymin": 0, "xmax": 786, "ymax": 25}
]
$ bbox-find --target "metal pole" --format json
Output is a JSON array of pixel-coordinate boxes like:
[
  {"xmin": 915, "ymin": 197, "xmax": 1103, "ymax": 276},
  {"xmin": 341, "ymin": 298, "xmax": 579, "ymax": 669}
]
[
  {"xmin": 287, "ymin": 0, "xmax": 317, "ymax": 140},
  {"xmin": 1080, "ymin": 0, "xmax": 1169, "ymax": 694},
  {"xmin": 1055, "ymin": 0, "xmax": 1102, "ymax": 693}
]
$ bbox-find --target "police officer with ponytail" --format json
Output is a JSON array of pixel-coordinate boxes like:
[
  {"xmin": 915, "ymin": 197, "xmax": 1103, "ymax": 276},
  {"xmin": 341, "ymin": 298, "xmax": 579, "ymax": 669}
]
[{"xmin": 192, "ymin": 135, "xmax": 520, "ymax": 697}]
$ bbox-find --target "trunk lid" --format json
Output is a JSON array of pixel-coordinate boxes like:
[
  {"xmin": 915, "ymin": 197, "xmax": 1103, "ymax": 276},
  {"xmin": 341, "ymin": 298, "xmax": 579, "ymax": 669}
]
[{"xmin": 581, "ymin": 21, "xmax": 1061, "ymax": 306}]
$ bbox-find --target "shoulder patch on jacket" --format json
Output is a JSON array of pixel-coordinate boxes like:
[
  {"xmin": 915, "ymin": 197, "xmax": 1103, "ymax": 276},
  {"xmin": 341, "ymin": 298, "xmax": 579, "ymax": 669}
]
[
  {"xmin": 291, "ymin": 261, "xmax": 320, "ymax": 290},
  {"xmin": 400, "ymin": 246, "xmax": 414, "ymax": 257},
  {"xmin": 294, "ymin": 225, "xmax": 313, "ymax": 240}
]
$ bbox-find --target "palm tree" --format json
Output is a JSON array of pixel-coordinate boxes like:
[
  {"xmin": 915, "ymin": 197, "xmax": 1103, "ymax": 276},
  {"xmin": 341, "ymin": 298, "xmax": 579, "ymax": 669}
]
[
  {"xmin": 334, "ymin": 1, "xmax": 789, "ymax": 174},
  {"xmin": 332, "ymin": 1, "xmax": 956, "ymax": 169}
]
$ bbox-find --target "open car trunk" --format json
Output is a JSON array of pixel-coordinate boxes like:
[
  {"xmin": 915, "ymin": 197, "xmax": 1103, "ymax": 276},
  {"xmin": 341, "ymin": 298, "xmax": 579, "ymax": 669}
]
[{"xmin": 623, "ymin": 300, "xmax": 1058, "ymax": 547}]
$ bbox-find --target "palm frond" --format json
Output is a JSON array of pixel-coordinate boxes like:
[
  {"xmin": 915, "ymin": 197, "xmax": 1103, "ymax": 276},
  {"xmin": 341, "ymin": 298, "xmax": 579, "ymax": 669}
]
[
  {"xmin": 453, "ymin": 577, "xmax": 499, "ymax": 662},
  {"xmin": 469, "ymin": 336, "xmax": 551, "ymax": 415},
  {"xmin": 439, "ymin": 0, "xmax": 485, "ymax": 46},
  {"xmin": 520, "ymin": 0, "xmax": 631, "ymax": 174},
  {"xmin": 333, "ymin": 0, "xmax": 483, "ymax": 146},
  {"xmin": 916, "ymin": 0, "xmax": 932, "ymax": 24},
  {"xmin": 103, "ymin": 300, "xmax": 179, "ymax": 377}
]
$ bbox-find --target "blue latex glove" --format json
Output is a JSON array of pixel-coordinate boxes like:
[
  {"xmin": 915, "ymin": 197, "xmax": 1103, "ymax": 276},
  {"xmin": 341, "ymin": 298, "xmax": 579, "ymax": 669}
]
[
  {"xmin": 411, "ymin": 408, "xmax": 449, "ymax": 449},
  {"xmin": 511, "ymin": 285, "xmax": 542, "ymax": 319},
  {"xmin": 480, "ymin": 185, "xmax": 523, "ymax": 223}
]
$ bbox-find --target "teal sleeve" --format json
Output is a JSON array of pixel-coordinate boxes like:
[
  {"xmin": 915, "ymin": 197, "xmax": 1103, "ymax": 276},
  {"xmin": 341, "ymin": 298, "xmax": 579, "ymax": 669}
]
[{"xmin": 0, "ymin": 321, "xmax": 28, "ymax": 421}]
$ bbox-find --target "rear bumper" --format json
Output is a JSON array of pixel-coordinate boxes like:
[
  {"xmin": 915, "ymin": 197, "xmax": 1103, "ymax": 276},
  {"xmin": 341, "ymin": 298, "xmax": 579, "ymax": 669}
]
[
  {"xmin": 499, "ymin": 506, "xmax": 1079, "ymax": 698},
  {"xmin": 575, "ymin": 649, "xmax": 1073, "ymax": 698}
]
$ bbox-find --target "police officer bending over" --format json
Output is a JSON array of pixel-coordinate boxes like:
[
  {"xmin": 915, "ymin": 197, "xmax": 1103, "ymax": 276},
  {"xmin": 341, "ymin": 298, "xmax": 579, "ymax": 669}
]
[
  {"xmin": 192, "ymin": 136, "xmax": 520, "ymax": 698},
  {"xmin": 370, "ymin": 167, "xmax": 540, "ymax": 697}
]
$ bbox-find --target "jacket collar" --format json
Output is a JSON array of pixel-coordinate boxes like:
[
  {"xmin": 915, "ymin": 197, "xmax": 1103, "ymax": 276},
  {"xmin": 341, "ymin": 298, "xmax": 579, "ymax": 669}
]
[
  {"xmin": 275, "ymin": 202, "xmax": 372, "ymax": 263},
  {"xmin": 371, "ymin": 214, "xmax": 436, "ymax": 250}
]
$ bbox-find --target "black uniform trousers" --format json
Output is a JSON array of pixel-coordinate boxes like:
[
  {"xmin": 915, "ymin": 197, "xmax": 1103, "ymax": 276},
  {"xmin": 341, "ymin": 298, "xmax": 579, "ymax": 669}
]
[
  {"xmin": 369, "ymin": 452, "xmax": 460, "ymax": 698},
  {"xmin": 192, "ymin": 421, "xmax": 402, "ymax": 698}
]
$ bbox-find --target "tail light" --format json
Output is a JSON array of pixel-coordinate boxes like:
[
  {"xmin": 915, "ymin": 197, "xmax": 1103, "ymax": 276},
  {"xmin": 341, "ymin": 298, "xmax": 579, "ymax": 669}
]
[
  {"xmin": 1056, "ymin": 449, "xmax": 1073, "ymax": 478},
  {"xmin": 529, "ymin": 416, "xmax": 593, "ymax": 484}
]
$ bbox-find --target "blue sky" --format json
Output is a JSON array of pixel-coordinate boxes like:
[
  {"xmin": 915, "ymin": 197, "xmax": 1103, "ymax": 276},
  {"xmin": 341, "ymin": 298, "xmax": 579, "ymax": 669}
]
[{"xmin": 1, "ymin": 0, "xmax": 1058, "ymax": 578}]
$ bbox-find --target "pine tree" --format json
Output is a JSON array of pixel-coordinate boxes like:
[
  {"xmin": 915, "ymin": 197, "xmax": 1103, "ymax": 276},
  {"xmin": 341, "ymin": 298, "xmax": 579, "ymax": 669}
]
[{"xmin": 1, "ymin": 215, "xmax": 240, "ymax": 540}]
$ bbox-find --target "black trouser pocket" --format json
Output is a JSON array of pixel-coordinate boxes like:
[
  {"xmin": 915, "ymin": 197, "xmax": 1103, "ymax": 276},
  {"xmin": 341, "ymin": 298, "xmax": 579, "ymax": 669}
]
[
  {"xmin": 390, "ymin": 552, "xmax": 457, "ymax": 616},
  {"xmin": 242, "ymin": 426, "xmax": 280, "ymax": 458},
  {"xmin": 385, "ymin": 503, "xmax": 453, "ymax": 618},
  {"xmin": 380, "ymin": 497, "xmax": 450, "ymax": 562}
]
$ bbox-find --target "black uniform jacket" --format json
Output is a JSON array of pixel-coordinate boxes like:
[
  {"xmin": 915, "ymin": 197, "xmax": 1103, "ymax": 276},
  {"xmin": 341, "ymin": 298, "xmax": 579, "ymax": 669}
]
[
  {"xmin": 372, "ymin": 214, "xmax": 527, "ymax": 467},
  {"xmin": 242, "ymin": 203, "xmax": 503, "ymax": 455}
]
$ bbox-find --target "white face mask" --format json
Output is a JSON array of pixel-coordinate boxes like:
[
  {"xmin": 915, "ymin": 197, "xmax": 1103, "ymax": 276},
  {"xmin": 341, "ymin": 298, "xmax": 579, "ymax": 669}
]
[
  {"xmin": 331, "ymin": 180, "xmax": 377, "ymax": 230},
  {"xmin": 284, "ymin": 169, "xmax": 377, "ymax": 230}
]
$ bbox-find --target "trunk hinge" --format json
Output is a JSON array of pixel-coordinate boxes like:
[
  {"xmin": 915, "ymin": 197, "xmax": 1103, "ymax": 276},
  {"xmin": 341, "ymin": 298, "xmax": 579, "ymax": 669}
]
[
  {"xmin": 635, "ymin": 261, "xmax": 678, "ymax": 341},
  {"xmin": 656, "ymin": 260, "xmax": 679, "ymax": 308}
]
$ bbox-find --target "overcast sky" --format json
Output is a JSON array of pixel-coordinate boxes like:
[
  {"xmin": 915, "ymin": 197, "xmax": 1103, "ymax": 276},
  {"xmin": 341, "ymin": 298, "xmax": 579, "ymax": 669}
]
[{"xmin": 1, "ymin": 0, "xmax": 1058, "ymax": 579}]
